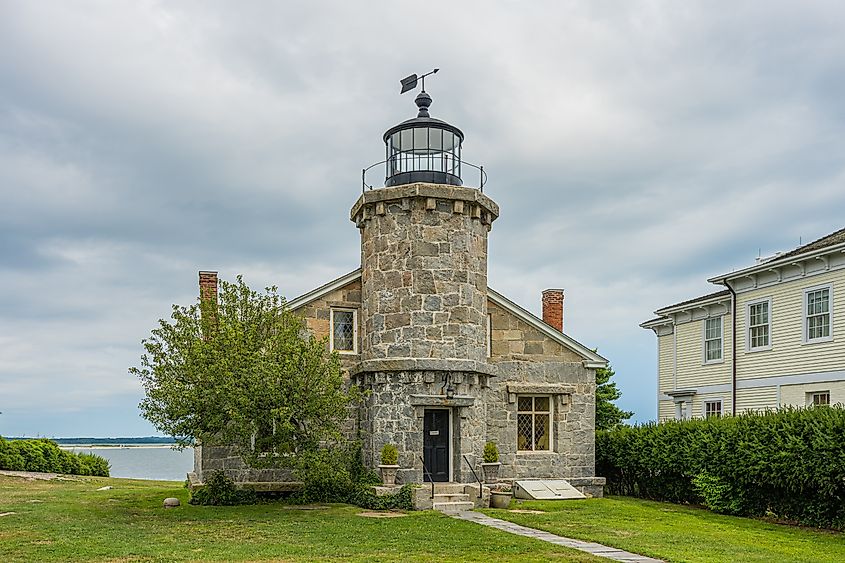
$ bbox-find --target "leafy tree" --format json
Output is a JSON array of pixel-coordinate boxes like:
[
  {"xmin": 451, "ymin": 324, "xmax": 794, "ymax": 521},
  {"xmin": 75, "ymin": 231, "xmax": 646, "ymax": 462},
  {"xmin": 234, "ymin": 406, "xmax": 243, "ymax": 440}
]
[
  {"xmin": 131, "ymin": 276, "xmax": 358, "ymax": 468},
  {"xmin": 595, "ymin": 364, "xmax": 633, "ymax": 431}
]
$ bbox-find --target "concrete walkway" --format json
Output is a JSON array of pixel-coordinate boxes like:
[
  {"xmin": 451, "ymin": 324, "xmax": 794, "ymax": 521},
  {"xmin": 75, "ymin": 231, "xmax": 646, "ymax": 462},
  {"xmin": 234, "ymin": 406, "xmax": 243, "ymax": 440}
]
[{"xmin": 455, "ymin": 511, "xmax": 664, "ymax": 563}]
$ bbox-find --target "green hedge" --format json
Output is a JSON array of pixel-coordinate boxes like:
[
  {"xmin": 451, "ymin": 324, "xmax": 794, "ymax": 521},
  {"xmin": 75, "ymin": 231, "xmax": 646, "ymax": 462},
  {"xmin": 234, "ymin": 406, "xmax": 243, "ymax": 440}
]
[
  {"xmin": 596, "ymin": 406, "xmax": 845, "ymax": 529},
  {"xmin": 0, "ymin": 437, "xmax": 110, "ymax": 476}
]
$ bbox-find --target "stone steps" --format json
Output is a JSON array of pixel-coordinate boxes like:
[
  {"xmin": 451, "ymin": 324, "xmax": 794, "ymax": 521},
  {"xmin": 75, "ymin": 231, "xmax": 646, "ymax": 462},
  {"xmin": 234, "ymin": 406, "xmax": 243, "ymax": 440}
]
[
  {"xmin": 432, "ymin": 491, "xmax": 474, "ymax": 514},
  {"xmin": 433, "ymin": 500, "xmax": 475, "ymax": 514}
]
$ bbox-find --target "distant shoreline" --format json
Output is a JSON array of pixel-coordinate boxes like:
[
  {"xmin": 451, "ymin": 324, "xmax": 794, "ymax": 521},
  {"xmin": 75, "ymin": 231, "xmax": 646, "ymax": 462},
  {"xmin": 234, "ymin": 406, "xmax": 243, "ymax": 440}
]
[{"xmin": 59, "ymin": 444, "xmax": 184, "ymax": 450}]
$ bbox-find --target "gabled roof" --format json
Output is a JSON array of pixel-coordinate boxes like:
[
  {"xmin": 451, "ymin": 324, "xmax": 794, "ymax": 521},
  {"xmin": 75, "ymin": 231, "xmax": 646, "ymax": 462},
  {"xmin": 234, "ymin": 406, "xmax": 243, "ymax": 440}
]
[
  {"xmin": 776, "ymin": 226, "xmax": 845, "ymax": 261},
  {"xmin": 287, "ymin": 269, "xmax": 607, "ymax": 368}
]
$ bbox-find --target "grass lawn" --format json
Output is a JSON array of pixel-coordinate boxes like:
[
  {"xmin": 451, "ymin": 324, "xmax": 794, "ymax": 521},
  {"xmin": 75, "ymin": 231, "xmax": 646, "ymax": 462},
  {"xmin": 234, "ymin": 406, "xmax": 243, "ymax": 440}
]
[
  {"xmin": 484, "ymin": 496, "xmax": 845, "ymax": 563},
  {"xmin": 0, "ymin": 474, "xmax": 600, "ymax": 562}
]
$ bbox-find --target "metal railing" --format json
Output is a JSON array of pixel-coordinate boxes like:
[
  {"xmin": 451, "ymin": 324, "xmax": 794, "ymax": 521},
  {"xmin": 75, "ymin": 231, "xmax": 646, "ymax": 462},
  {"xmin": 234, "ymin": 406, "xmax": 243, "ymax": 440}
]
[
  {"xmin": 362, "ymin": 159, "xmax": 487, "ymax": 193},
  {"xmin": 462, "ymin": 455, "xmax": 483, "ymax": 499},
  {"xmin": 419, "ymin": 456, "xmax": 435, "ymax": 500}
]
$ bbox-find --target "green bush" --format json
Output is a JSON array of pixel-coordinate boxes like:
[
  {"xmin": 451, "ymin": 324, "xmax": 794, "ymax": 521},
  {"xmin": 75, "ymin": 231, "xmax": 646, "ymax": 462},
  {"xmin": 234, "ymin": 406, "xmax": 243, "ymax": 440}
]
[
  {"xmin": 483, "ymin": 441, "xmax": 499, "ymax": 463},
  {"xmin": 189, "ymin": 471, "xmax": 257, "ymax": 506},
  {"xmin": 380, "ymin": 443, "xmax": 398, "ymax": 465},
  {"xmin": 0, "ymin": 437, "xmax": 109, "ymax": 477},
  {"xmin": 596, "ymin": 406, "xmax": 845, "ymax": 529}
]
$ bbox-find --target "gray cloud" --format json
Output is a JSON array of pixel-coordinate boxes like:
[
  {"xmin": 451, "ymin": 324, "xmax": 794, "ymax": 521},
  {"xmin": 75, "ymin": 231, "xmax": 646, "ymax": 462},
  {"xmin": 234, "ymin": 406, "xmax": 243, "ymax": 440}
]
[{"xmin": 1, "ymin": 0, "xmax": 844, "ymax": 435}]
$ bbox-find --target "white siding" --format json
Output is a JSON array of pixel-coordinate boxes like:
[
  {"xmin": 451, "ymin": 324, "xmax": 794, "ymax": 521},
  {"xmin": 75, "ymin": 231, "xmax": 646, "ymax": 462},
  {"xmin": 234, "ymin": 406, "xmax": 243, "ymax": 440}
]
[
  {"xmin": 658, "ymin": 400, "xmax": 675, "ymax": 421},
  {"xmin": 780, "ymin": 380, "xmax": 845, "ymax": 408},
  {"xmin": 674, "ymin": 313, "xmax": 732, "ymax": 390},
  {"xmin": 735, "ymin": 386, "xmax": 778, "ymax": 413},
  {"xmin": 736, "ymin": 269, "xmax": 845, "ymax": 380}
]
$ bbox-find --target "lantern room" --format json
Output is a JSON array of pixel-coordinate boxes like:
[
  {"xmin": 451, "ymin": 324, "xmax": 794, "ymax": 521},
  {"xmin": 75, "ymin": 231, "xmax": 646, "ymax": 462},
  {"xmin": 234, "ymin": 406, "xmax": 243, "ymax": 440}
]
[{"xmin": 382, "ymin": 90, "xmax": 464, "ymax": 187}]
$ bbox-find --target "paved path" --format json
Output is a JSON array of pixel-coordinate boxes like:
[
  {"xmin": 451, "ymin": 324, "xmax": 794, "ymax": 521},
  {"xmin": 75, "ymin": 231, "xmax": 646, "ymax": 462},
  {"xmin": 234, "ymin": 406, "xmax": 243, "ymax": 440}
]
[{"xmin": 455, "ymin": 511, "xmax": 664, "ymax": 563}]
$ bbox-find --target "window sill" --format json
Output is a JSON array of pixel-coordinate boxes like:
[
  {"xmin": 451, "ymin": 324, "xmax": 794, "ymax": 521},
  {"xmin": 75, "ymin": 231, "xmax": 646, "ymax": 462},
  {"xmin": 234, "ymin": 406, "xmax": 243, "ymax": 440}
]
[
  {"xmin": 801, "ymin": 337, "xmax": 833, "ymax": 346},
  {"xmin": 702, "ymin": 359, "xmax": 724, "ymax": 365},
  {"xmin": 746, "ymin": 346, "xmax": 772, "ymax": 353},
  {"xmin": 516, "ymin": 450, "xmax": 556, "ymax": 455}
]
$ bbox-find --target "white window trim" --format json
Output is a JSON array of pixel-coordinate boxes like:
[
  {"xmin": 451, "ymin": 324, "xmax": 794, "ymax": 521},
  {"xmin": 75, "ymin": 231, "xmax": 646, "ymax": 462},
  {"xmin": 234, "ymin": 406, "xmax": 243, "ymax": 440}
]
[
  {"xmin": 807, "ymin": 390, "xmax": 831, "ymax": 407},
  {"xmin": 746, "ymin": 297, "xmax": 772, "ymax": 352},
  {"xmin": 516, "ymin": 395, "xmax": 554, "ymax": 453},
  {"xmin": 702, "ymin": 316, "xmax": 724, "ymax": 364},
  {"xmin": 802, "ymin": 284, "xmax": 833, "ymax": 344},
  {"xmin": 675, "ymin": 400, "xmax": 690, "ymax": 421},
  {"xmin": 330, "ymin": 307, "xmax": 358, "ymax": 354},
  {"xmin": 704, "ymin": 399, "xmax": 723, "ymax": 418}
]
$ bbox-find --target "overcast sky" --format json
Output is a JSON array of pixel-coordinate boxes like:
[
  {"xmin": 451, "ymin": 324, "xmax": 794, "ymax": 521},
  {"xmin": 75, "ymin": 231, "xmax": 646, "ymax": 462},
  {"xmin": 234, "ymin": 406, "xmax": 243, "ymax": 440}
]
[{"xmin": 2, "ymin": 1, "xmax": 844, "ymax": 437}]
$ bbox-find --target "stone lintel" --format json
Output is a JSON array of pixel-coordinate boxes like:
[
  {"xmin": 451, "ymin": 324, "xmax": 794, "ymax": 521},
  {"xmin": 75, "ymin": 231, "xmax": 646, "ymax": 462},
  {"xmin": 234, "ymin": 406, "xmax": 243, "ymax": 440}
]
[
  {"xmin": 506, "ymin": 384, "xmax": 575, "ymax": 404},
  {"xmin": 409, "ymin": 394, "xmax": 475, "ymax": 407},
  {"xmin": 350, "ymin": 358, "xmax": 498, "ymax": 377},
  {"xmin": 350, "ymin": 182, "xmax": 500, "ymax": 224}
]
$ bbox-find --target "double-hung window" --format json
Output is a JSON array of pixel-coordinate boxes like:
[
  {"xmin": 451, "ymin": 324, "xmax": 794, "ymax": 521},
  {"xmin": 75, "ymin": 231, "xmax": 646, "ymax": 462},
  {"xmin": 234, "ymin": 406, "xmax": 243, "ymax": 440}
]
[
  {"xmin": 804, "ymin": 286, "xmax": 832, "ymax": 343},
  {"xmin": 330, "ymin": 308, "xmax": 357, "ymax": 354},
  {"xmin": 517, "ymin": 396, "xmax": 551, "ymax": 451},
  {"xmin": 704, "ymin": 400, "xmax": 722, "ymax": 418},
  {"xmin": 703, "ymin": 317, "xmax": 723, "ymax": 363},
  {"xmin": 747, "ymin": 299, "xmax": 771, "ymax": 351}
]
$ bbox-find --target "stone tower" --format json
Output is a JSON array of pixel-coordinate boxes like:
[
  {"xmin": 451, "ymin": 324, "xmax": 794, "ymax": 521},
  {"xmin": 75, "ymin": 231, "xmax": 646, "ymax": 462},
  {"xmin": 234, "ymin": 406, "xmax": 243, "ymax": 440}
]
[{"xmin": 350, "ymin": 87, "xmax": 499, "ymax": 483}]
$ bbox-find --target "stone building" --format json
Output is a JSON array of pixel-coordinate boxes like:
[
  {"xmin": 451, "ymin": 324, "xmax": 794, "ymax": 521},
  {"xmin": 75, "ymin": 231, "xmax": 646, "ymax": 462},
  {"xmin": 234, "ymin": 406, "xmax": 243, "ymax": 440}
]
[{"xmin": 192, "ymin": 87, "xmax": 607, "ymax": 497}]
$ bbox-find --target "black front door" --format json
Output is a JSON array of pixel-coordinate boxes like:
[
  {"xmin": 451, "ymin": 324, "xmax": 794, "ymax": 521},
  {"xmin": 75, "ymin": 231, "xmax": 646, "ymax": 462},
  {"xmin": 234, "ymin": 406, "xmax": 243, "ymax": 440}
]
[{"xmin": 423, "ymin": 409, "xmax": 450, "ymax": 482}]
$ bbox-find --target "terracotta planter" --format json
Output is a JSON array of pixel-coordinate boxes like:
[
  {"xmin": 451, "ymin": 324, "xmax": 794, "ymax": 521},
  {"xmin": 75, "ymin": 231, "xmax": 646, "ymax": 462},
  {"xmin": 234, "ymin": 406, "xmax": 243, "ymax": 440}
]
[
  {"xmin": 480, "ymin": 462, "xmax": 501, "ymax": 484},
  {"xmin": 378, "ymin": 464, "xmax": 400, "ymax": 485},
  {"xmin": 490, "ymin": 491, "xmax": 511, "ymax": 509}
]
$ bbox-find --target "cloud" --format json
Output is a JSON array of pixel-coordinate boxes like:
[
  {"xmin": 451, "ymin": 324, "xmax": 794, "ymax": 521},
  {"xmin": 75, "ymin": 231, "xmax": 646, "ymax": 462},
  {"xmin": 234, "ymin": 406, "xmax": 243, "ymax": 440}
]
[{"xmin": 1, "ymin": 0, "xmax": 844, "ymax": 434}]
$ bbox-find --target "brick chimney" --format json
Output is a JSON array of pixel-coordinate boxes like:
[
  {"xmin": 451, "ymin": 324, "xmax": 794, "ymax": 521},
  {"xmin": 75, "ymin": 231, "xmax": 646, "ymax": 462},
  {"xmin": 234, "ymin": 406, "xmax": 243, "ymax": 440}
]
[
  {"xmin": 542, "ymin": 289, "xmax": 564, "ymax": 333},
  {"xmin": 199, "ymin": 271, "xmax": 218, "ymax": 303}
]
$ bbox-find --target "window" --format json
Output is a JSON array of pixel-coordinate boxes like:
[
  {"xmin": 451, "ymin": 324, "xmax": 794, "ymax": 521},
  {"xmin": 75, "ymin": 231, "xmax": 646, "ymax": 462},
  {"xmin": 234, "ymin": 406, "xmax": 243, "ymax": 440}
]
[
  {"xmin": 704, "ymin": 400, "xmax": 722, "ymax": 418},
  {"xmin": 809, "ymin": 391, "xmax": 830, "ymax": 407},
  {"xmin": 330, "ymin": 308, "xmax": 357, "ymax": 353},
  {"xmin": 675, "ymin": 401, "xmax": 689, "ymax": 420},
  {"xmin": 747, "ymin": 299, "xmax": 771, "ymax": 351},
  {"xmin": 517, "ymin": 396, "xmax": 551, "ymax": 451},
  {"xmin": 804, "ymin": 286, "xmax": 832, "ymax": 343},
  {"xmin": 703, "ymin": 317, "xmax": 723, "ymax": 362}
]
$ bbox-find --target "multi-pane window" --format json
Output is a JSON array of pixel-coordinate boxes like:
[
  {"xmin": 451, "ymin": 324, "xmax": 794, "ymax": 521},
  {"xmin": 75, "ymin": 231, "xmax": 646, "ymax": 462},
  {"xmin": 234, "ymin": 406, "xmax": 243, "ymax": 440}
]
[
  {"xmin": 747, "ymin": 300, "xmax": 771, "ymax": 350},
  {"xmin": 704, "ymin": 317, "xmax": 723, "ymax": 362},
  {"xmin": 805, "ymin": 287, "xmax": 831, "ymax": 342},
  {"xmin": 330, "ymin": 308, "xmax": 356, "ymax": 353},
  {"xmin": 704, "ymin": 400, "xmax": 722, "ymax": 418},
  {"xmin": 810, "ymin": 391, "xmax": 830, "ymax": 407},
  {"xmin": 517, "ymin": 396, "xmax": 551, "ymax": 451}
]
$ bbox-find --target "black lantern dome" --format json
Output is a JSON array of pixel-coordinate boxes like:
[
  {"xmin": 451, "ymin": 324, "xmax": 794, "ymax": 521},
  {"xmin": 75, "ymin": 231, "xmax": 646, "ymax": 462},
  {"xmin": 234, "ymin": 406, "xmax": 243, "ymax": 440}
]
[{"xmin": 382, "ymin": 91, "xmax": 464, "ymax": 187}]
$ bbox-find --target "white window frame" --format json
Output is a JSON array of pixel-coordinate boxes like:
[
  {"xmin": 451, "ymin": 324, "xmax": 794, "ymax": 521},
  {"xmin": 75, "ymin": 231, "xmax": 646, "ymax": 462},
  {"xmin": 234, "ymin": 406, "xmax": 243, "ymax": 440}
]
[
  {"xmin": 808, "ymin": 391, "xmax": 830, "ymax": 407},
  {"xmin": 746, "ymin": 298, "xmax": 772, "ymax": 352},
  {"xmin": 516, "ymin": 395, "xmax": 553, "ymax": 452},
  {"xmin": 702, "ymin": 316, "xmax": 724, "ymax": 364},
  {"xmin": 803, "ymin": 284, "xmax": 833, "ymax": 344},
  {"xmin": 675, "ymin": 400, "xmax": 690, "ymax": 421},
  {"xmin": 330, "ymin": 308, "xmax": 358, "ymax": 354},
  {"xmin": 704, "ymin": 399, "xmax": 722, "ymax": 418}
]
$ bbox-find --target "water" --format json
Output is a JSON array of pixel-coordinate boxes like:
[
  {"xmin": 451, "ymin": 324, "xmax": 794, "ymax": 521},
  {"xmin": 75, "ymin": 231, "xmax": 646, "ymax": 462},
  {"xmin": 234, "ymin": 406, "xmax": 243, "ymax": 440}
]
[{"xmin": 66, "ymin": 446, "xmax": 194, "ymax": 481}]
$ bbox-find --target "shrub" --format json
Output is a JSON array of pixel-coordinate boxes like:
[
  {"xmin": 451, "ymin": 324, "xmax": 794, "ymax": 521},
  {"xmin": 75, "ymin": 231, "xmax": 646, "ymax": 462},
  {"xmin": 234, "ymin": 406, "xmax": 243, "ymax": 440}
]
[
  {"xmin": 596, "ymin": 406, "xmax": 845, "ymax": 529},
  {"xmin": 0, "ymin": 437, "xmax": 109, "ymax": 477},
  {"xmin": 380, "ymin": 443, "xmax": 398, "ymax": 466},
  {"xmin": 189, "ymin": 471, "xmax": 256, "ymax": 506},
  {"xmin": 483, "ymin": 441, "xmax": 499, "ymax": 463}
]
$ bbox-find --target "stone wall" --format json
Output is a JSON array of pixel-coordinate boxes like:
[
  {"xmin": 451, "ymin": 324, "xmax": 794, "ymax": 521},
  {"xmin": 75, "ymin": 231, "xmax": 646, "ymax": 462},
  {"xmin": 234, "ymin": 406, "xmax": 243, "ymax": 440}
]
[
  {"xmin": 352, "ymin": 184, "xmax": 498, "ymax": 365},
  {"xmin": 193, "ymin": 443, "xmax": 296, "ymax": 486},
  {"xmin": 293, "ymin": 278, "xmax": 362, "ymax": 371},
  {"xmin": 483, "ymin": 361, "xmax": 598, "ymax": 481},
  {"xmin": 488, "ymin": 300, "xmax": 583, "ymax": 362}
]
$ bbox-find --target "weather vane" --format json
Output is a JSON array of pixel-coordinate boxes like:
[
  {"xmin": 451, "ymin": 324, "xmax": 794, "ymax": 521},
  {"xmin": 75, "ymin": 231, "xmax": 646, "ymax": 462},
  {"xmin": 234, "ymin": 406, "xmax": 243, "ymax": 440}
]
[{"xmin": 399, "ymin": 68, "xmax": 439, "ymax": 94}]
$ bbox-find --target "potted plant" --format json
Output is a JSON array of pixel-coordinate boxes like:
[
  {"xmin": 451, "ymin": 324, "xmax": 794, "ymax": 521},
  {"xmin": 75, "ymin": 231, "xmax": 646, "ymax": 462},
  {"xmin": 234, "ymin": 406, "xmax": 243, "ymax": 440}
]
[
  {"xmin": 480, "ymin": 441, "xmax": 501, "ymax": 484},
  {"xmin": 490, "ymin": 483, "xmax": 512, "ymax": 509},
  {"xmin": 378, "ymin": 443, "xmax": 400, "ymax": 485}
]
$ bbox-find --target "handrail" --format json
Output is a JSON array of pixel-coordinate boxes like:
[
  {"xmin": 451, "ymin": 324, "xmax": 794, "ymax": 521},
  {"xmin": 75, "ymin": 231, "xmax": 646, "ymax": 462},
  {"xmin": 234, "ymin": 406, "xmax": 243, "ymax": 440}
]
[
  {"xmin": 462, "ymin": 455, "xmax": 483, "ymax": 499},
  {"xmin": 362, "ymin": 158, "xmax": 488, "ymax": 193},
  {"xmin": 419, "ymin": 456, "xmax": 435, "ymax": 499}
]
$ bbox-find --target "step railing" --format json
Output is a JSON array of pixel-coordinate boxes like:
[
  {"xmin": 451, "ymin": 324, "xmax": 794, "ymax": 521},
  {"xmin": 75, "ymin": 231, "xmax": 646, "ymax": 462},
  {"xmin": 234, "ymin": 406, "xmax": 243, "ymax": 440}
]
[
  {"xmin": 419, "ymin": 456, "xmax": 435, "ymax": 500},
  {"xmin": 462, "ymin": 455, "xmax": 483, "ymax": 499}
]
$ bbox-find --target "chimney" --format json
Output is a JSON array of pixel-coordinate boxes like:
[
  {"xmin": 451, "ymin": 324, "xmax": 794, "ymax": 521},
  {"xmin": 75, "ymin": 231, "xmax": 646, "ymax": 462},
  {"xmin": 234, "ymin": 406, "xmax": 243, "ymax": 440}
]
[
  {"xmin": 542, "ymin": 289, "xmax": 564, "ymax": 333},
  {"xmin": 199, "ymin": 271, "xmax": 218, "ymax": 303}
]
